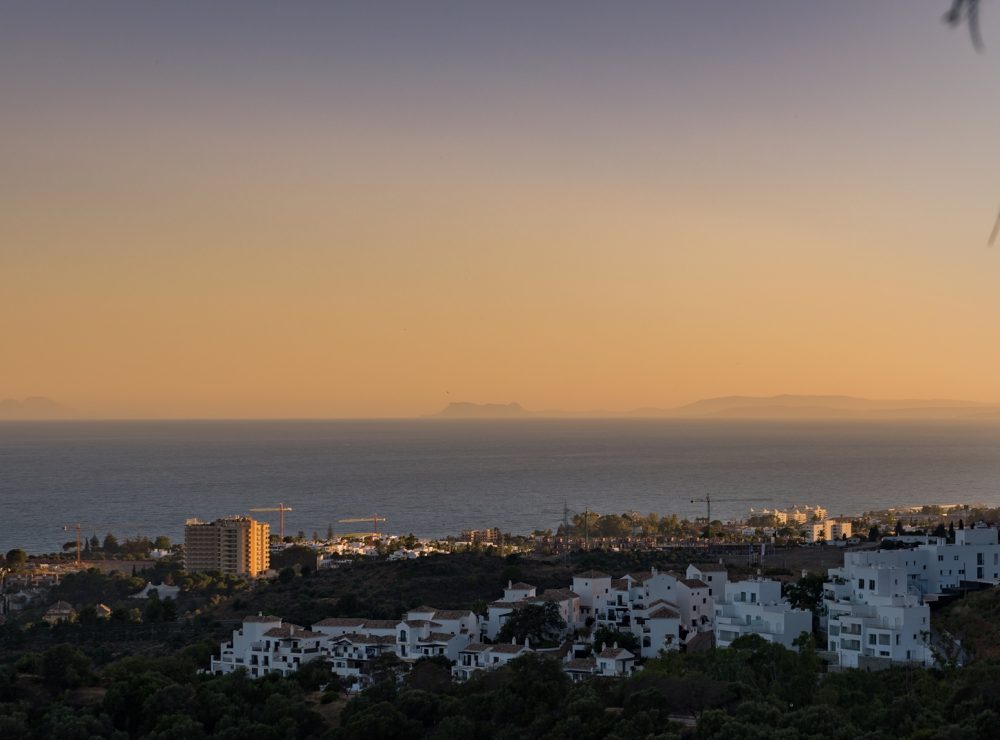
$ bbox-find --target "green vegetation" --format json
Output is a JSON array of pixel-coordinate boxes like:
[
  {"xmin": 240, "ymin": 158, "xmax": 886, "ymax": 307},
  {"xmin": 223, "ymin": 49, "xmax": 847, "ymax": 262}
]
[
  {"xmin": 6, "ymin": 551, "xmax": 1000, "ymax": 737},
  {"xmin": 496, "ymin": 603, "xmax": 566, "ymax": 648},
  {"xmin": 331, "ymin": 635, "xmax": 1000, "ymax": 739},
  {"xmin": 0, "ymin": 644, "xmax": 327, "ymax": 739}
]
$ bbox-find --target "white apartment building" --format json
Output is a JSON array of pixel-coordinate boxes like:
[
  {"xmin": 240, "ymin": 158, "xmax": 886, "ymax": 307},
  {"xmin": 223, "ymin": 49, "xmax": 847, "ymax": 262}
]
[
  {"xmin": 714, "ymin": 577, "xmax": 812, "ymax": 650},
  {"xmin": 484, "ymin": 581, "xmax": 580, "ymax": 639},
  {"xmin": 824, "ymin": 570, "xmax": 931, "ymax": 668},
  {"xmin": 326, "ymin": 633, "xmax": 397, "ymax": 686},
  {"xmin": 452, "ymin": 640, "xmax": 532, "ymax": 681},
  {"xmin": 631, "ymin": 601, "xmax": 681, "ymax": 657},
  {"xmin": 211, "ymin": 615, "xmax": 326, "ymax": 677},
  {"xmin": 396, "ymin": 607, "xmax": 477, "ymax": 663},
  {"xmin": 823, "ymin": 524, "xmax": 1000, "ymax": 669},
  {"xmin": 571, "ymin": 570, "xmax": 614, "ymax": 623}
]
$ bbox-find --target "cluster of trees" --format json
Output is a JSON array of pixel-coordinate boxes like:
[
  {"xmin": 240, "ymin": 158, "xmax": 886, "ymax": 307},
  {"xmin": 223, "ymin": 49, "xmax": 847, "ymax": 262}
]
[
  {"xmin": 0, "ymin": 644, "xmax": 329, "ymax": 739},
  {"xmin": 557, "ymin": 512, "xmax": 695, "ymax": 541},
  {"xmin": 1, "ymin": 549, "xmax": 27, "ymax": 569},
  {"xmin": 495, "ymin": 603, "xmax": 566, "ymax": 648},
  {"xmin": 335, "ymin": 635, "xmax": 1000, "ymax": 739},
  {"xmin": 60, "ymin": 534, "xmax": 173, "ymax": 559}
]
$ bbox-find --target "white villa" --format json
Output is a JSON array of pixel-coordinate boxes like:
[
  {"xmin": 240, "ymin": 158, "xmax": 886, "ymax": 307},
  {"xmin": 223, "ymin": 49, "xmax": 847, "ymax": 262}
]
[{"xmin": 452, "ymin": 639, "xmax": 533, "ymax": 681}]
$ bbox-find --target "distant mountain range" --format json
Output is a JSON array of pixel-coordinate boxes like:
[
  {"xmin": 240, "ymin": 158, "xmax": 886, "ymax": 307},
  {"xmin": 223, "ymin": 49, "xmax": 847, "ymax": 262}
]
[
  {"xmin": 0, "ymin": 397, "xmax": 73, "ymax": 420},
  {"xmin": 429, "ymin": 395, "xmax": 1000, "ymax": 420}
]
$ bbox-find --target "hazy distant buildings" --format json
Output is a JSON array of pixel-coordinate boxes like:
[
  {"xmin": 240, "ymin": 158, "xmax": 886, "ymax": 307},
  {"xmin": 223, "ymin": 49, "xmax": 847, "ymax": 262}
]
[
  {"xmin": 184, "ymin": 516, "xmax": 270, "ymax": 576},
  {"xmin": 459, "ymin": 527, "xmax": 502, "ymax": 545},
  {"xmin": 804, "ymin": 520, "xmax": 853, "ymax": 543}
]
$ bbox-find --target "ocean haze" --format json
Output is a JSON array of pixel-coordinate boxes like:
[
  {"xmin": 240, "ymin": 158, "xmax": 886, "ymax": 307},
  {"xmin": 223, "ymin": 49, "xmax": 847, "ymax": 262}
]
[{"xmin": 3, "ymin": 419, "xmax": 1000, "ymax": 554}]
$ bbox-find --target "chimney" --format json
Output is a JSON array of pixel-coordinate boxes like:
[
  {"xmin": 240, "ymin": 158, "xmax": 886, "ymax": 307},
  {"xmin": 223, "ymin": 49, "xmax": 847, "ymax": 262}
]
[
  {"xmin": 511, "ymin": 637, "xmax": 516, "ymax": 645},
  {"xmin": 508, "ymin": 580, "xmax": 512, "ymax": 589},
  {"xmin": 613, "ymin": 641, "xmax": 618, "ymax": 649},
  {"xmin": 524, "ymin": 636, "xmax": 530, "ymax": 648}
]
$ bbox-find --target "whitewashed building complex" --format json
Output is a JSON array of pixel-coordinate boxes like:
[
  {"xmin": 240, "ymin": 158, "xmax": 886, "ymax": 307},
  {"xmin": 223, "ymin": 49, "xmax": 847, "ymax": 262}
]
[
  {"xmin": 210, "ymin": 559, "xmax": 813, "ymax": 685},
  {"xmin": 823, "ymin": 523, "xmax": 1000, "ymax": 668}
]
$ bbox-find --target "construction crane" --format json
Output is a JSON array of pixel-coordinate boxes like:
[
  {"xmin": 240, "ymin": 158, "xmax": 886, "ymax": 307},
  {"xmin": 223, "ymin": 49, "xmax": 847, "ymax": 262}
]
[
  {"xmin": 689, "ymin": 494, "xmax": 771, "ymax": 542},
  {"xmin": 338, "ymin": 513, "xmax": 387, "ymax": 539},
  {"xmin": 61, "ymin": 520, "xmax": 152, "ymax": 565},
  {"xmin": 62, "ymin": 523, "xmax": 83, "ymax": 566},
  {"xmin": 250, "ymin": 503, "xmax": 294, "ymax": 541}
]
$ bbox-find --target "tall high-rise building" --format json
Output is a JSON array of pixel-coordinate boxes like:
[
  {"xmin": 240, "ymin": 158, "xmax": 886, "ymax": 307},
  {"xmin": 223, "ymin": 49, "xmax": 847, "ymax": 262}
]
[{"xmin": 184, "ymin": 516, "xmax": 270, "ymax": 576}]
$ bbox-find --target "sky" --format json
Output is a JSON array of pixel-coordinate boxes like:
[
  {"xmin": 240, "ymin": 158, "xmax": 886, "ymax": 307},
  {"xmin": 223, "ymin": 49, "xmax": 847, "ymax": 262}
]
[{"xmin": 3, "ymin": 1, "xmax": 1000, "ymax": 418}]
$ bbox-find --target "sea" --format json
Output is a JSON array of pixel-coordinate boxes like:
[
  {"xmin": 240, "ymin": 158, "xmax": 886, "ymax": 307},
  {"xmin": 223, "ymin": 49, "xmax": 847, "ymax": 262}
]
[{"xmin": 2, "ymin": 419, "xmax": 1000, "ymax": 555}]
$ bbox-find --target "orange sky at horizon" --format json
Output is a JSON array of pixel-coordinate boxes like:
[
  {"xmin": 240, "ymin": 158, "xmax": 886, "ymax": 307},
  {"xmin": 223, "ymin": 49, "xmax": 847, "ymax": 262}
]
[{"xmin": 4, "ymin": 2, "xmax": 1000, "ymax": 418}]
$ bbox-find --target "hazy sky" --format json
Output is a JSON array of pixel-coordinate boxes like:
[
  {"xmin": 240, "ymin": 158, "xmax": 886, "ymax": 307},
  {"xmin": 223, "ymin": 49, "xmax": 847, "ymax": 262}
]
[{"xmin": 3, "ymin": 1, "xmax": 1000, "ymax": 418}]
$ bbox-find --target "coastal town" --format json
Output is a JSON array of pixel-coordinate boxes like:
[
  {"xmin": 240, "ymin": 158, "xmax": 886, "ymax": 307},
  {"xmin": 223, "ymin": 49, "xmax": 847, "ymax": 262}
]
[{"xmin": 4, "ymin": 502, "xmax": 999, "ymax": 681}]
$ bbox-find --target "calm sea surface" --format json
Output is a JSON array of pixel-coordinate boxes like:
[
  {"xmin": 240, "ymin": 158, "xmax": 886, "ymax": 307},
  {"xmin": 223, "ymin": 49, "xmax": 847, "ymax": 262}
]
[{"xmin": 2, "ymin": 419, "xmax": 1000, "ymax": 554}]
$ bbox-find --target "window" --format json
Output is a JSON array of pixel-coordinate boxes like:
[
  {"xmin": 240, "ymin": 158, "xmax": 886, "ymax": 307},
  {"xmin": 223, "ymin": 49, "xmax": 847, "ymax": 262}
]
[
  {"xmin": 869, "ymin": 579, "xmax": 875, "ymax": 590},
  {"xmin": 858, "ymin": 579, "xmax": 864, "ymax": 589},
  {"xmin": 868, "ymin": 634, "xmax": 877, "ymax": 645}
]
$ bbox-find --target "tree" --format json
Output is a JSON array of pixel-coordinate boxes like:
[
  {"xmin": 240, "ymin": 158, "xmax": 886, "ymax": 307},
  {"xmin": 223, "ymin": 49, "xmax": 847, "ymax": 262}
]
[
  {"xmin": 959, "ymin": 519, "xmax": 965, "ymax": 530},
  {"xmin": 38, "ymin": 644, "xmax": 93, "ymax": 690},
  {"xmin": 783, "ymin": 573, "xmax": 828, "ymax": 615},
  {"xmin": 496, "ymin": 602, "xmax": 566, "ymax": 647},
  {"xmin": 894, "ymin": 520, "xmax": 905, "ymax": 536},
  {"xmin": 868, "ymin": 525, "xmax": 880, "ymax": 542},
  {"xmin": 154, "ymin": 535, "xmax": 171, "ymax": 550},
  {"xmin": 102, "ymin": 533, "xmax": 120, "ymax": 554},
  {"xmin": 933, "ymin": 523, "xmax": 947, "ymax": 539},
  {"xmin": 592, "ymin": 626, "xmax": 640, "ymax": 654},
  {"xmin": 4, "ymin": 549, "xmax": 26, "ymax": 568}
]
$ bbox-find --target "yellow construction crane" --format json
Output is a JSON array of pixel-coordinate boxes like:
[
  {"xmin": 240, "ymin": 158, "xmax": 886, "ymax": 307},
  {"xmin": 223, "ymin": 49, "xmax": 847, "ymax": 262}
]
[
  {"xmin": 62, "ymin": 523, "xmax": 83, "ymax": 566},
  {"xmin": 250, "ymin": 503, "xmax": 294, "ymax": 540},
  {"xmin": 338, "ymin": 513, "xmax": 387, "ymax": 538}
]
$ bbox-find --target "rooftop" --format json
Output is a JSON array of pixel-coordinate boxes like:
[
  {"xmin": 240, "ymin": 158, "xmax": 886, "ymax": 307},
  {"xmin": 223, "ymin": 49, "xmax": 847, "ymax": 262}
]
[{"xmin": 313, "ymin": 617, "xmax": 365, "ymax": 627}]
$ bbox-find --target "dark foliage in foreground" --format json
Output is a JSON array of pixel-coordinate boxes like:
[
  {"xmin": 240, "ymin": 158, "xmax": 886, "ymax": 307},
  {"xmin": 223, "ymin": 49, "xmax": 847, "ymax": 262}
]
[{"xmin": 5, "ymin": 631, "xmax": 1000, "ymax": 738}]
